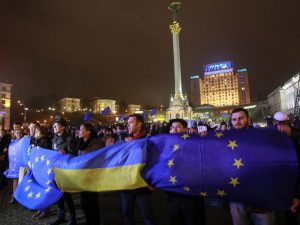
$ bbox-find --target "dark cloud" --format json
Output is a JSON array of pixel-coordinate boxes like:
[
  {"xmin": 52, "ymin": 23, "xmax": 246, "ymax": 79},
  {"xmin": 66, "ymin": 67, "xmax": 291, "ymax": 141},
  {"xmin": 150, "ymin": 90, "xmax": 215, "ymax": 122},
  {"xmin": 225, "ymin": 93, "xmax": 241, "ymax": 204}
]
[{"xmin": 0, "ymin": 1, "xmax": 299, "ymax": 105}]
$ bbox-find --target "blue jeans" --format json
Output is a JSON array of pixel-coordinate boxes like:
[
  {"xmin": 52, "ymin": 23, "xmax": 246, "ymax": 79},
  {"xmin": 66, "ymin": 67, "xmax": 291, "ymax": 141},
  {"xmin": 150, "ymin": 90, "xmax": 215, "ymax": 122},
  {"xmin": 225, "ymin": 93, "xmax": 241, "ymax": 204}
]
[{"xmin": 230, "ymin": 202, "xmax": 275, "ymax": 225}]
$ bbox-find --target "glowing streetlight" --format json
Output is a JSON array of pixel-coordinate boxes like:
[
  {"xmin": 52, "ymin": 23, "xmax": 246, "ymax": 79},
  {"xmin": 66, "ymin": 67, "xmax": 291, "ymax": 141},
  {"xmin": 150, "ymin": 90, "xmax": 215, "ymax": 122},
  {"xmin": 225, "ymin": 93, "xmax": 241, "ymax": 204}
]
[{"xmin": 18, "ymin": 100, "xmax": 28, "ymax": 123}]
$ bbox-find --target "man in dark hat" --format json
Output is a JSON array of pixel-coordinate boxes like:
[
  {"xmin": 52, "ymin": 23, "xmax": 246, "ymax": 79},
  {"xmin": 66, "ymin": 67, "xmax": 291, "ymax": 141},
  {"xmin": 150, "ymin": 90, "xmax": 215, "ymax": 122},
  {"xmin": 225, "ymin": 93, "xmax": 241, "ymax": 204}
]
[{"xmin": 50, "ymin": 118, "xmax": 78, "ymax": 225}]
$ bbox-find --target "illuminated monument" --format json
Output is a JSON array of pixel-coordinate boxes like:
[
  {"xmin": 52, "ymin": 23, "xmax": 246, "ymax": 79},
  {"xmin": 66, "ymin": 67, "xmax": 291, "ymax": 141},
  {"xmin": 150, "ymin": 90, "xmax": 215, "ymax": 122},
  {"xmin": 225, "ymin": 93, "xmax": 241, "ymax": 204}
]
[{"xmin": 166, "ymin": 2, "xmax": 192, "ymax": 120}]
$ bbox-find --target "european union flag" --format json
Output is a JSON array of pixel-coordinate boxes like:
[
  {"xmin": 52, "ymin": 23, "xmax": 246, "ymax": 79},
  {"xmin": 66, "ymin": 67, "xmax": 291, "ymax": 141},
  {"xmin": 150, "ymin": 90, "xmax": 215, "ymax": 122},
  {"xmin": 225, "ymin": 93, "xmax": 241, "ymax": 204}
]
[
  {"xmin": 83, "ymin": 112, "xmax": 93, "ymax": 122},
  {"xmin": 14, "ymin": 147, "xmax": 63, "ymax": 210},
  {"xmin": 4, "ymin": 137, "xmax": 30, "ymax": 178},
  {"xmin": 13, "ymin": 129, "xmax": 298, "ymax": 211},
  {"xmin": 143, "ymin": 128, "xmax": 298, "ymax": 210},
  {"xmin": 143, "ymin": 111, "xmax": 147, "ymax": 119},
  {"xmin": 119, "ymin": 113, "xmax": 124, "ymax": 121},
  {"xmin": 150, "ymin": 108, "xmax": 157, "ymax": 117},
  {"xmin": 101, "ymin": 106, "xmax": 111, "ymax": 115}
]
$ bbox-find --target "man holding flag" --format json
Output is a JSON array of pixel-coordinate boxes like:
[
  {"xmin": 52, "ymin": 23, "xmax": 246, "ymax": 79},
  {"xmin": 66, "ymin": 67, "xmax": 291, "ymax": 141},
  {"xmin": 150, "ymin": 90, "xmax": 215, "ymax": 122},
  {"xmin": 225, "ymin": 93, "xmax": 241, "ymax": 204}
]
[
  {"xmin": 121, "ymin": 114, "xmax": 157, "ymax": 225},
  {"xmin": 168, "ymin": 119, "xmax": 205, "ymax": 225},
  {"xmin": 229, "ymin": 108, "xmax": 275, "ymax": 225},
  {"xmin": 50, "ymin": 118, "xmax": 78, "ymax": 225}
]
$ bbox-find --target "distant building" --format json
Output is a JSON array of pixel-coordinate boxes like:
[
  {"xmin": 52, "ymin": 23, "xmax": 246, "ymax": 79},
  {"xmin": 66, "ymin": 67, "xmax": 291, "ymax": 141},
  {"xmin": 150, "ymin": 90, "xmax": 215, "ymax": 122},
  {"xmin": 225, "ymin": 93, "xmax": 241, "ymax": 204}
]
[
  {"xmin": 0, "ymin": 82, "xmax": 12, "ymax": 129},
  {"xmin": 58, "ymin": 98, "xmax": 81, "ymax": 112},
  {"xmin": 267, "ymin": 72, "xmax": 300, "ymax": 115},
  {"xmin": 190, "ymin": 61, "xmax": 251, "ymax": 107},
  {"xmin": 92, "ymin": 99, "xmax": 116, "ymax": 114},
  {"xmin": 190, "ymin": 75, "xmax": 201, "ymax": 106},
  {"xmin": 267, "ymin": 87, "xmax": 283, "ymax": 115},
  {"xmin": 237, "ymin": 68, "xmax": 251, "ymax": 105},
  {"xmin": 127, "ymin": 104, "xmax": 141, "ymax": 115}
]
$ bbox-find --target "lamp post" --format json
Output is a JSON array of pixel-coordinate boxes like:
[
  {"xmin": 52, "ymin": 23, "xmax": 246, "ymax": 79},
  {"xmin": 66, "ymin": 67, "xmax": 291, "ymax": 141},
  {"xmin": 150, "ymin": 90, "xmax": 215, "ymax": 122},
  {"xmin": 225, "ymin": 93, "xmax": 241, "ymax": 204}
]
[{"xmin": 18, "ymin": 100, "xmax": 28, "ymax": 124}]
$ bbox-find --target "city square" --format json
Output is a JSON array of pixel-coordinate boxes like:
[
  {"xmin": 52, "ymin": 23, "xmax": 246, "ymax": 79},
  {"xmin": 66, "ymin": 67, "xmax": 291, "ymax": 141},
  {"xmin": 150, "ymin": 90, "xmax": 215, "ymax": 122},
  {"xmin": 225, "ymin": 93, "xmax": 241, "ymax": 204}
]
[{"xmin": 1, "ymin": 1, "xmax": 300, "ymax": 225}]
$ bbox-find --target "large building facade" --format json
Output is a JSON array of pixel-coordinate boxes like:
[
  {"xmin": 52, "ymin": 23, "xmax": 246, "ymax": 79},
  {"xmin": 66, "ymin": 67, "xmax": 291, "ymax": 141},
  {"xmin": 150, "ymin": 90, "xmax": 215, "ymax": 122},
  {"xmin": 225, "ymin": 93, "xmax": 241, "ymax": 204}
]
[
  {"xmin": 190, "ymin": 61, "xmax": 251, "ymax": 107},
  {"xmin": 127, "ymin": 104, "xmax": 141, "ymax": 115},
  {"xmin": 58, "ymin": 98, "xmax": 81, "ymax": 112},
  {"xmin": 0, "ymin": 82, "xmax": 12, "ymax": 129},
  {"xmin": 92, "ymin": 99, "xmax": 116, "ymax": 114},
  {"xmin": 267, "ymin": 72, "xmax": 300, "ymax": 115}
]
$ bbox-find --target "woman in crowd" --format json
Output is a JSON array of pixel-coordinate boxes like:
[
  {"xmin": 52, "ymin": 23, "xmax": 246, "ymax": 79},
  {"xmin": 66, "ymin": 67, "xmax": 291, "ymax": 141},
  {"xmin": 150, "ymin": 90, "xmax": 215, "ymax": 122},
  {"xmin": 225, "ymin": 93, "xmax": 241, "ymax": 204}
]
[{"xmin": 78, "ymin": 123, "xmax": 103, "ymax": 225}]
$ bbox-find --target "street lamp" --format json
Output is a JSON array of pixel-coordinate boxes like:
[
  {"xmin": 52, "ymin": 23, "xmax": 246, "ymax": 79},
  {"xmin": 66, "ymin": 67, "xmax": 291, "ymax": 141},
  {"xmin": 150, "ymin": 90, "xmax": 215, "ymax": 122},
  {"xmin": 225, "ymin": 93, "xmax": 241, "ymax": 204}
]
[{"xmin": 18, "ymin": 100, "xmax": 29, "ymax": 123}]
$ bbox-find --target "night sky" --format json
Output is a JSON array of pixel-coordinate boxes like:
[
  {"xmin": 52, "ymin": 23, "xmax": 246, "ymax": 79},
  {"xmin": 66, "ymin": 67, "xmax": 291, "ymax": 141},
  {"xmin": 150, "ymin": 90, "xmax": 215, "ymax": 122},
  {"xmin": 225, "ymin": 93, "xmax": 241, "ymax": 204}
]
[{"xmin": 0, "ymin": 1, "xmax": 299, "ymax": 106}]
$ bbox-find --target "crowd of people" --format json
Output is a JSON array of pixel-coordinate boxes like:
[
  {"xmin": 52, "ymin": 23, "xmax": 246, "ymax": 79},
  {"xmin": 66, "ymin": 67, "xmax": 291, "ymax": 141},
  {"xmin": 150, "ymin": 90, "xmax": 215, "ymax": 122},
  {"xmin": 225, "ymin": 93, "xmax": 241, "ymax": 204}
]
[{"xmin": 0, "ymin": 107, "xmax": 300, "ymax": 225}]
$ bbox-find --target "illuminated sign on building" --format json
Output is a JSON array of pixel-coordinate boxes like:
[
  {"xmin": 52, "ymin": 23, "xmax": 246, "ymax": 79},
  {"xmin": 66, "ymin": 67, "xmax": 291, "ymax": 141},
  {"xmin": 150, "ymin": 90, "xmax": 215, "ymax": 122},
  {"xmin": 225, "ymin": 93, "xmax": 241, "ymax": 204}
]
[
  {"xmin": 190, "ymin": 75, "xmax": 200, "ymax": 79},
  {"xmin": 204, "ymin": 61, "xmax": 233, "ymax": 76},
  {"xmin": 237, "ymin": 68, "xmax": 247, "ymax": 73}
]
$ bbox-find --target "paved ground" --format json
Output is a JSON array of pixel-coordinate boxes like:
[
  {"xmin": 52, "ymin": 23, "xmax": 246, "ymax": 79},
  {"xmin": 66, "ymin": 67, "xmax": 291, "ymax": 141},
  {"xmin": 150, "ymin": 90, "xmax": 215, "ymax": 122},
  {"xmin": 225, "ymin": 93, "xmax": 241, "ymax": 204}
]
[{"xmin": 0, "ymin": 181, "xmax": 293, "ymax": 225}]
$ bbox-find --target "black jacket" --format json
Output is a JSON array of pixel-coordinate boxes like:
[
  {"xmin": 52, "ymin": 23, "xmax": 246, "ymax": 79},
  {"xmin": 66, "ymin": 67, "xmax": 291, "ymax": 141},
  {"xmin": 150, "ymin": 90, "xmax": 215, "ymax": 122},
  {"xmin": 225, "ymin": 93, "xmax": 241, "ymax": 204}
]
[
  {"xmin": 0, "ymin": 134, "xmax": 11, "ymax": 154},
  {"xmin": 52, "ymin": 131, "xmax": 78, "ymax": 155},
  {"xmin": 34, "ymin": 136, "xmax": 52, "ymax": 149},
  {"xmin": 78, "ymin": 137, "xmax": 103, "ymax": 155}
]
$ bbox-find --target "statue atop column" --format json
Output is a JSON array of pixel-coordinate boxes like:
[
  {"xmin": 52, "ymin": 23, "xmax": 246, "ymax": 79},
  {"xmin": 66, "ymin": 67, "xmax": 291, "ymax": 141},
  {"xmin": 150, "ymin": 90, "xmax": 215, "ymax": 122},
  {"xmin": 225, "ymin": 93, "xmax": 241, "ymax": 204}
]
[
  {"xmin": 166, "ymin": 2, "xmax": 193, "ymax": 120},
  {"xmin": 168, "ymin": 2, "xmax": 181, "ymax": 21}
]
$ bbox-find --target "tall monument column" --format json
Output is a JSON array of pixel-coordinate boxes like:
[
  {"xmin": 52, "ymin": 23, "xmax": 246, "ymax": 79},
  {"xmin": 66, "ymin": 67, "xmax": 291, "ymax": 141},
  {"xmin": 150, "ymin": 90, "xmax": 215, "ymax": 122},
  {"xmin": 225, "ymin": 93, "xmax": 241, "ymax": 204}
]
[
  {"xmin": 169, "ymin": 12, "xmax": 183, "ymax": 98},
  {"xmin": 166, "ymin": 2, "xmax": 192, "ymax": 120}
]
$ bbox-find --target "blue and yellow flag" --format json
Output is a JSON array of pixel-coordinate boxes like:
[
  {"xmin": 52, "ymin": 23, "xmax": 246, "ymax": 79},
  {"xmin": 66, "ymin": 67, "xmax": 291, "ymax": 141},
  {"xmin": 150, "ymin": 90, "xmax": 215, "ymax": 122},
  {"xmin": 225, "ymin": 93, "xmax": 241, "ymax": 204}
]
[
  {"xmin": 4, "ymin": 137, "xmax": 30, "ymax": 178},
  {"xmin": 144, "ymin": 128, "xmax": 298, "ymax": 210},
  {"xmin": 13, "ymin": 128, "xmax": 298, "ymax": 210},
  {"xmin": 53, "ymin": 139, "xmax": 148, "ymax": 192},
  {"xmin": 14, "ymin": 146, "xmax": 63, "ymax": 210},
  {"xmin": 150, "ymin": 108, "xmax": 157, "ymax": 117},
  {"xmin": 83, "ymin": 112, "xmax": 93, "ymax": 122},
  {"xmin": 101, "ymin": 106, "xmax": 111, "ymax": 115}
]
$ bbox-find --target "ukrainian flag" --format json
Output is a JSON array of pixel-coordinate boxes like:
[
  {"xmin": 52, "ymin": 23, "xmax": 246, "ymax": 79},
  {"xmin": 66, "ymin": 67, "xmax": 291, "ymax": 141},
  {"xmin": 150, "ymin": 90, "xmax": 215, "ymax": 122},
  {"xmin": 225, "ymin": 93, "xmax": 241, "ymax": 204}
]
[
  {"xmin": 53, "ymin": 138, "xmax": 148, "ymax": 192},
  {"xmin": 14, "ymin": 128, "xmax": 298, "ymax": 210}
]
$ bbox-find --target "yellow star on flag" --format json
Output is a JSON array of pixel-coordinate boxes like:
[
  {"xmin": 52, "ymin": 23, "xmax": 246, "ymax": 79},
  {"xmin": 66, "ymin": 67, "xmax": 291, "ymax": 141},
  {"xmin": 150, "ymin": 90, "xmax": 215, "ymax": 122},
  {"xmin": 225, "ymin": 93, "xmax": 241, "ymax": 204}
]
[
  {"xmin": 181, "ymin": 134, "xmax": 190, "ymax": 140},
  {"xmin": 200, "ymin": 192, "xmax": 208, "ymax": 197},
  {"xmin": 215, "ymin": 132, "xmax": 224, "ymax": 138},
  {"xmin": 173, "ymin": 144, "xmax": 179, "ymax": 152},
  {"xmin": 169, "ymin": 176, "xmax": 177, "ymax": 184},
  {"xmin": 24, "ymin": 185, "xmax": 30, "ymax": 192},
  {"xmin": 183, "ymin": 186, "xmax": 190, "ymax": 191},
  {"xmin": 47, "ymin": 169, "xmax": 52, "ymax": 175},
  {"xmin": 46, "ymin": 160, "xmax": 50, "ymax": 166},
  {"xmin": 168, "ymin": 159, "xmax": 174, "ymax": 168},
  {"xmin": 45, "ymin": 187, "xmax": 51, "ymax": 193},
  {"xmin": 40, "ymin": 155, "xmax": 45, "ymax": 161},
  {"xmin": 35, "ymin": 156, "xmax": 39, "ymax": 163},
  {"xmin": 31, "ymin": 163, "xmax": 35, "ymax": 168},
  {"xmin": 233, "ymin": 158, "xmax": 244, "ymax": 169},
  {"xmin": 227, "ymin": 140, "xmax": 238, "ymax": 150},
  {"xmin": 229, "ymin": 177, "xmax": 240, "ymax": 187},
  {"xmin": 28, "ymin": 179, "xmax": 33, "ymax": 183},
  {"xmin": 46, "ymin": 180, "xmax": 51, "ymax": 185},
  {"xmin": 27, "ymin": 192, "xmax": 33, "ymax": 198},
  {"xmin": 35, "ymin": 192, "xmax": 41, "ymax": 199},
  {"xmin": 217, "ymin": 189, "xmax": 227, "ymax": 197}
]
